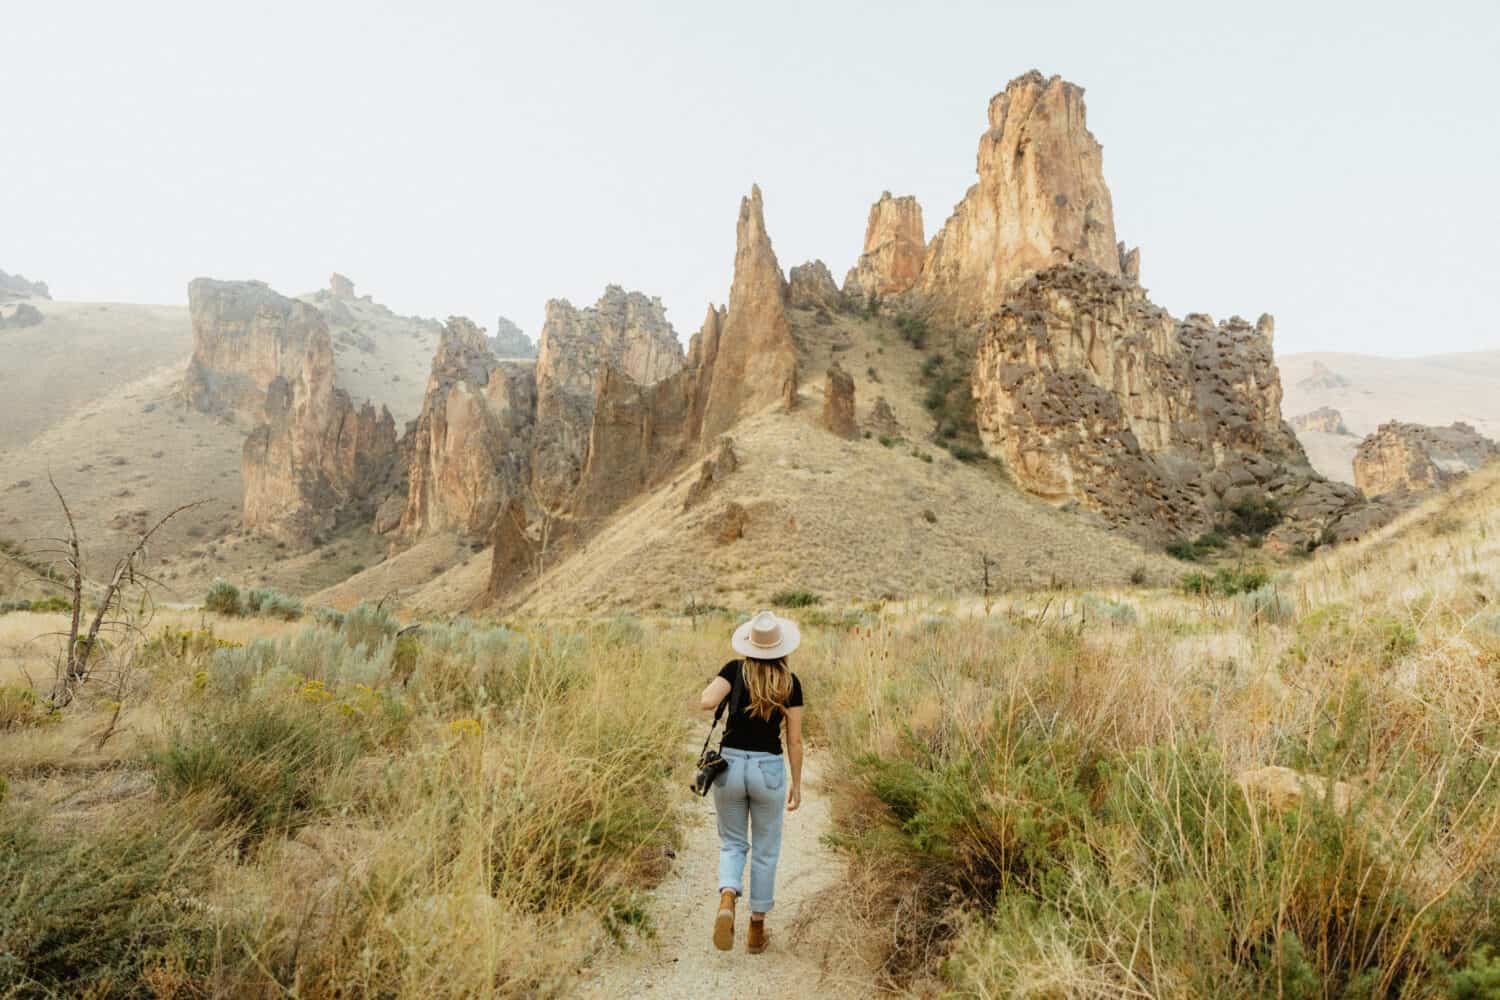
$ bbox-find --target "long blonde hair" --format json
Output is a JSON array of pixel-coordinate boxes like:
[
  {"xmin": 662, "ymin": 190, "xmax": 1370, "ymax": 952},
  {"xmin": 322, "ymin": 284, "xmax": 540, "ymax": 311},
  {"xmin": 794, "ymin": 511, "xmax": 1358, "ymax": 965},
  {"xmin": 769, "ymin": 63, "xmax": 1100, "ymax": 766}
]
[{"xmin": 743, "ymin": 656, "xmax": 792, "ymax": 722}]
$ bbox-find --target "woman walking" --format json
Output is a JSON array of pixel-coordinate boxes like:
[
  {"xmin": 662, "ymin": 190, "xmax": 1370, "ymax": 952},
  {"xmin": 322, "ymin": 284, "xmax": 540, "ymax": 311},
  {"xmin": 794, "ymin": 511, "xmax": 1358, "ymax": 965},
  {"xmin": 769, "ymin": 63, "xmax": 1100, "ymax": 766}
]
[{"xmin": 698, "ymin": 610, "xmax": 804, "ymax": 953}]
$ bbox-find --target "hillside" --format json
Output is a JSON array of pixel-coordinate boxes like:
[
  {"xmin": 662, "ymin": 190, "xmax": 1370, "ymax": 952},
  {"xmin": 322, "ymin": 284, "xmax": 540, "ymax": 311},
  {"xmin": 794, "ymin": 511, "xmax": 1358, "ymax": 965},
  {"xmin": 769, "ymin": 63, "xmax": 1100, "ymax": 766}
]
[
  {"xmin": 1280, "ymin": 350, "xmax": 1500, "ymax": 482},
  {"xmin": 0, "ymin": 299, "xmax": 191, "ymax": 451},
  {"xmin": 314, "ymin": 305, "xmax": 1180, "ymax": 615}
]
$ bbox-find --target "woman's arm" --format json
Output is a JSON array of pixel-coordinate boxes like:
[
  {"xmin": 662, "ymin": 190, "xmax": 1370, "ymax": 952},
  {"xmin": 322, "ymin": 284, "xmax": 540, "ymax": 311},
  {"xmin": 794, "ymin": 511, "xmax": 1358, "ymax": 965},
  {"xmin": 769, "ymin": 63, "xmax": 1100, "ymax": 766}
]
[
  {"xmin": 699, "ymin": 676, "xmax": 731, "ymax": 711},
  {"xmin": 784, "ymin": 706, "xmax": 803, "ymax": 811}
]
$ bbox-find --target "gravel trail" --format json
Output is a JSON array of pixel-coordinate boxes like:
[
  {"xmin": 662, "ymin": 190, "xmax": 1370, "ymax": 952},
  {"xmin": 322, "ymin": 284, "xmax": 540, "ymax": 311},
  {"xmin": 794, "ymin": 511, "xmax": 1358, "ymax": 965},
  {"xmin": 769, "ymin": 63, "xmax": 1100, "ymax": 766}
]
[{"xmin": 575, "ymin": 753, "xmax": 871, "ymax": 998}]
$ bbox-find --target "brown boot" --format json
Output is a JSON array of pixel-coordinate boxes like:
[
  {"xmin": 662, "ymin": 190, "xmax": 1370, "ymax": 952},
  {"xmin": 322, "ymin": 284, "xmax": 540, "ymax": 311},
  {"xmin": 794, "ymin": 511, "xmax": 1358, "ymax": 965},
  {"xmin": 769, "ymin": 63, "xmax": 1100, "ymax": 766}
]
[
  {"xmin": 747, "ymin": 917, "xmax": 769, "ymax": 954},
  {"xmin": 713, "ymin": 890, "xmax": 737, "ymax": 951}
]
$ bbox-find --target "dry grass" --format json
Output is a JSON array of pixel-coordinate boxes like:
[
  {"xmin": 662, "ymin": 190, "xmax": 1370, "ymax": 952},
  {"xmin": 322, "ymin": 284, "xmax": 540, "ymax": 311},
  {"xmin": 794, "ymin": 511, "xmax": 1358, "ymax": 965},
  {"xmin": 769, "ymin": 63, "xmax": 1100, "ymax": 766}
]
[
  {"xmin": 0, "ymin": 606, "xmax": 739, "ymax": 996},
  {"xmin": 814, "ymin": 466, "xmax": 1500, "ymax": 996}
]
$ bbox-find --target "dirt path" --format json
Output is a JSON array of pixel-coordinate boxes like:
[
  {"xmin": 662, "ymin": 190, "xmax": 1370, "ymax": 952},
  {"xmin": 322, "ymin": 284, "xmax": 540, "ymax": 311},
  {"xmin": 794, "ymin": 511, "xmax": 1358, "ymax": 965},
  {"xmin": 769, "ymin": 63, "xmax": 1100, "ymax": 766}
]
[{"xmin": 575, "ymin": 752, "xmax": 871, "ymax": 998}]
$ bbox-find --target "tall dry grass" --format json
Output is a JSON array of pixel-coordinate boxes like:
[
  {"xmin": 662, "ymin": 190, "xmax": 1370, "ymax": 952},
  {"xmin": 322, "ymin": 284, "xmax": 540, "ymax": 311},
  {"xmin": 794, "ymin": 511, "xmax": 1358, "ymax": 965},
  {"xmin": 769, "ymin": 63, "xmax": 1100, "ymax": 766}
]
[
  {"xmin": 0, "ymin": 605, "xmax": 740, "ymax": 997},
  {"xmin": 819, "ymin": 469, "xmax": 1500, "ymax": 997}
]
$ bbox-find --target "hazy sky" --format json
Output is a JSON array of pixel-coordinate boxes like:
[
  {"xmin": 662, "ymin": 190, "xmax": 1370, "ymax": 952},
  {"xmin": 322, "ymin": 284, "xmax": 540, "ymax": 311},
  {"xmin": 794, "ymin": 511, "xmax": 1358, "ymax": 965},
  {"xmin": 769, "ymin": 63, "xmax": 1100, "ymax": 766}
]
[{"xmin": 5, "ymin": 0, "xmax": 1497, "ymax": 356}]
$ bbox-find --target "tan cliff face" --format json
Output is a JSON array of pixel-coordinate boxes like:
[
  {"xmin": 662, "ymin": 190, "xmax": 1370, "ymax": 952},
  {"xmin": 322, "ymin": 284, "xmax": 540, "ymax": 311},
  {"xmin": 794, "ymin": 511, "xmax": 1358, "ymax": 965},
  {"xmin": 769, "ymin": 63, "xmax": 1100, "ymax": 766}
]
[
  {"xmin": 1354, "ymin": 421, "xmax": 1499, "ymax": 498},
  {"xmin": 397, "ymin": 317, "xmax": 537, "ymax": 541},
  {"xmin": 241, "ymin": 318, "xmax": 398, "ymax": 544},
  {"xmin": 972, "ymin": 265, "xmax": 1377, "ymax": 548},
  {"xmin": 531, "ymin": 287, "xmax": 685, "ymax": 507},
  {"xmin": 843, "ymin": 192, "xmax": 925, "ymax": 301},
  {"xmin": 699, "ymin": 185, "xmax": 798, "ymax": 443},
  {"xmin": 918, "ymin": 71, "xmax": 1121, "ymax": 325},
  {"xmin": 184, "ymin": 278, "xmax": 325, "ymax": 420}
]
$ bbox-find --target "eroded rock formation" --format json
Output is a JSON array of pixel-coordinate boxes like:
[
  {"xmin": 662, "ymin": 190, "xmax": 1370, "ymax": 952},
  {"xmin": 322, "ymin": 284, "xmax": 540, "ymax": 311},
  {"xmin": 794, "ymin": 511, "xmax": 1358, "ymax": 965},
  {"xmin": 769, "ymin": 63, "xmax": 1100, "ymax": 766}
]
[
  {"xmin": 843, "ymin": 192, "xmax": 925, "ymax": 300},
  {"xmin": 1353, "ymin": 422, "xmax": 1499, "ymax": 498},
  {"xmin": 787, "ymin": 260, "xmax": 842, "ymax": 311},
  {"xmin": 398, "ymin": 317, "xmax": 537, "ymax": 540},
  {"xmin": 184, "ymin": 279, "xmax": 325, "ymax": 420},
  {"xmin": 683, "ymin": 437, "xmax": 739, "ymax": 511},
  {"xmin": 700, "ymin": 185, "xmax": 798, "ymax": 442},
  {"xmin": 532, "ymin": 287, "xmax": 685, "ymax": 506},
  {"xmin": 919, "ymin": 72, "xmax": 1121, "ymax": 324},
  {"xmin": 242, "ymin": 321, "xmax": 398, "ymax": 544},
  {"xmin": 329, "ymin": 272, "xmax": 356, "ymax": 300},
  {"xmin": 972, "ymin": 264, "xmax": 1376, "ymax": 548},
  {"xmin": 1292, "ymin": 407, "xmax": 1350, "ymax": 435},
  {"xmin": 822, "ymin": 362, "xmax": 857, "ymax": 439}
]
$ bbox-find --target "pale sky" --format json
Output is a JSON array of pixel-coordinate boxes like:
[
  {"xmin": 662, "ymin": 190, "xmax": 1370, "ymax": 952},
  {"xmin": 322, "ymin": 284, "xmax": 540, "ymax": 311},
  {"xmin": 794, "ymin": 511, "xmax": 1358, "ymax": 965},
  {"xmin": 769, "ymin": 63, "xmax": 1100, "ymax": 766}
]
[{"xmin": 5, "ymin": 0, "xmax": 1497, "ymax": 356}]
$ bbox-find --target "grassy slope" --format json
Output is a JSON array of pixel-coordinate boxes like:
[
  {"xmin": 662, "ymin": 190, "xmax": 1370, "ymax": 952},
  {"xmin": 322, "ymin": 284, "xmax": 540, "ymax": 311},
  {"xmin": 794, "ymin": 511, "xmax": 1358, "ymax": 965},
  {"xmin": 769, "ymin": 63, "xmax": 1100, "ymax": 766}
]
[{"xmin": 376, "ymin": 305, "xmax": 1179, "ymax": 617}]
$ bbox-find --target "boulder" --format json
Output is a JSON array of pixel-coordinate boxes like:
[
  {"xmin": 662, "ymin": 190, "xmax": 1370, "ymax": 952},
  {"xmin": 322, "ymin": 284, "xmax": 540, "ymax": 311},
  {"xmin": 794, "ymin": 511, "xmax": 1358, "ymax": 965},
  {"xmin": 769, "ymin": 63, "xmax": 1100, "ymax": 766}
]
[
  {"xmin": 0, "ymin": 302, "xmax": 44, "ymax": 330},
  {"xmin": 865, "ymin": 396, "xmax": 901, "ymax": 437},
  {"xmin": 486, "ymin": 496, "xmax": 536, "ymax": 598}
]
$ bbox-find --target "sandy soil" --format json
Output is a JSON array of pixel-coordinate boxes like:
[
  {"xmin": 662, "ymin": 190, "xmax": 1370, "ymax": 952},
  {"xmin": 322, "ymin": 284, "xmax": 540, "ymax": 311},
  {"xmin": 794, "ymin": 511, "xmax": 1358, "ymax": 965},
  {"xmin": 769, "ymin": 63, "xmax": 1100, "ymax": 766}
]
[{"xmin": 575, "ymin": 753, "xmax": 874, "ymax": 999}]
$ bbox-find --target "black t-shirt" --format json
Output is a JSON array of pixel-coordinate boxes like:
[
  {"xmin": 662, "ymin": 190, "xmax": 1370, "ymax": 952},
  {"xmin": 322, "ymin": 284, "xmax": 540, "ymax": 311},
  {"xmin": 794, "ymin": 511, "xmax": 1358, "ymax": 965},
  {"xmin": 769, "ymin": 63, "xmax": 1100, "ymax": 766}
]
[{"xmin": 716, "ymin": 659, "xmax": 803, "ymax": 755}]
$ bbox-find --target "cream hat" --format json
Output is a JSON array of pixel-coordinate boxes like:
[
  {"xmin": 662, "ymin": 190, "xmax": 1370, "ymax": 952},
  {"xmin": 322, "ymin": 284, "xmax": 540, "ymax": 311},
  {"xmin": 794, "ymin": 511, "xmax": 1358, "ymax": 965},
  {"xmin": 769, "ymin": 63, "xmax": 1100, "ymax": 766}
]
[{"xmin": 731, "ymin": 610, "xmax": 801, "ymax": 659}]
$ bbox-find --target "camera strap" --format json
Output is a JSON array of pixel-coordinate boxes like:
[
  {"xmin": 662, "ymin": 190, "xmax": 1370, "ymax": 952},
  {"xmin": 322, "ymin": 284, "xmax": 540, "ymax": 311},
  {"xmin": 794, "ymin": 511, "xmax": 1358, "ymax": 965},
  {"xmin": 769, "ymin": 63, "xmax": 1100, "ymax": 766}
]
[{"xmin": 700, "ymin": 662, "xmax": 745, "ymax": 758}]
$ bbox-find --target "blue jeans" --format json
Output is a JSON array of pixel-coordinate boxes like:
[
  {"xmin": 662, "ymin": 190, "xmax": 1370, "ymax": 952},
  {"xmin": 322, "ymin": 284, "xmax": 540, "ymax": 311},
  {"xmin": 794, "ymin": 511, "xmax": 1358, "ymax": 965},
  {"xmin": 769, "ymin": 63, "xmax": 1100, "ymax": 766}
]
[{"xmin": 713, "ymin": 747, "xmax": 786, "ymax": 912}]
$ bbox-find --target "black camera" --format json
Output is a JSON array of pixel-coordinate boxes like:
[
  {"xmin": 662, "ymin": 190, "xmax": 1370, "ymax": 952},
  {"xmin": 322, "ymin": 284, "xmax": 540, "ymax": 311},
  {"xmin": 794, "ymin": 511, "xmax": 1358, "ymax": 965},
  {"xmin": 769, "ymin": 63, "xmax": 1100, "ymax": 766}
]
[{"xmin": 690, "ymin": 749, "xmax": 728, "ymax": 796}]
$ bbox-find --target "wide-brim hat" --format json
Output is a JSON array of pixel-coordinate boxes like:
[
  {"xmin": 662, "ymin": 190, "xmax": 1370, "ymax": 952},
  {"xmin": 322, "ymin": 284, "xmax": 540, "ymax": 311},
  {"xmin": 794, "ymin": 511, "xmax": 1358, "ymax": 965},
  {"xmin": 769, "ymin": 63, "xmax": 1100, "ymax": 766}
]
[{"xmin": 731, "ymin": 610, "xmax": 801, "ymax": 660}]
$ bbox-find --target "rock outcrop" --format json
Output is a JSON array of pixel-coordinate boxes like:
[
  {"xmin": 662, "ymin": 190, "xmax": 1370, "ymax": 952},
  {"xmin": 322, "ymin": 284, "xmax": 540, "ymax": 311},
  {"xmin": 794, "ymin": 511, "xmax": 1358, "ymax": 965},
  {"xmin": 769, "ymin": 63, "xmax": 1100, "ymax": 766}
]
[
  {"xmin": 242, "ymin": 319, "xmax": 398, "ymax": 544},
  {"xmin": 531, "ymin": 287, "xmax": 685, "ymax": 507},
  {"xmin": 0, "ymin": 270, "xmax": 49, "ymax": 301},
  {"xmin": 843, "ymin": 192, "xmax": 925, "ymax": 300},
  {"xmin": 184, "ymin": 279, "xmax": 325, "ymax": 420},
  {"xmin": 1353, "ymin": 421, "xmax": 1500, "ymax": 498},
  {"xmin": 398, "ymin": 317, "xmax": 537, "ymax": 540},
  {"xmin": 329, "ymin": 272, "xmax": 356, "ymax": 300},
  {"xmin": 1292, "ymin": 407, "xmax": 1350, "ymax": 435},
  {"xmin": 0, "ymin": 302, "xmax": 44, "ymax": 330},
  {"xmin": 972, "ymin": 264, "xmax": 1376, "ymax": 548},
  {"xmin": 700, "ymin": 185, "xmax": 798, "ymax": 442},
  {"xmin": 822, "ymin": 362, "xmax": 857, "ymax": 439},
  {"xmin": 489, "ymin": 315, "xmax": 536, "ymax": 358},
  {"xmin": 682, "ymin": 437, "xmax": 739, "ymax": 511},
  {"xmin": 486, "ymin": 497, "xmax": 536, "ymax": 599},
  {"xmin": 865, "ymin": 396, "xmax": 901, "ymax": 437},
  {"xmin": 918, "ymin": 72, "xmax": 1121, "ymax": 325},
  {"xmin": 787, "ymin": 260, "xmax": 842, "ymax": 311}
]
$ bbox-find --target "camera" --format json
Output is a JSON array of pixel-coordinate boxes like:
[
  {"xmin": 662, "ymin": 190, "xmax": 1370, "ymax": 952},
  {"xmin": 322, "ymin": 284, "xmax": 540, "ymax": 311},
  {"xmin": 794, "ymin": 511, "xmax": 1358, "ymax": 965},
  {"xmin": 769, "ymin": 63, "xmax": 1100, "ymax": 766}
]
[{"xmin": 690, "ymin": 749, "xmax": 728, "ymax": 796}]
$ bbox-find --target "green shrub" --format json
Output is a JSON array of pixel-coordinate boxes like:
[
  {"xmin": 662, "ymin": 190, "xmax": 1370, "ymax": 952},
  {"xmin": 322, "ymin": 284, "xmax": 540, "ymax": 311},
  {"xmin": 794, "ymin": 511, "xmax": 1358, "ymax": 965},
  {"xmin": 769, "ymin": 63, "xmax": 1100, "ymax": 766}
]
[
  {"xmin": 879, "ymin": 435, "xmax": 901, "ymax": 448},
  {"xmin": 1077, "ymin": 593, "xmax": 1138, "ymax": 626},
  {"xmin": 313, "ymin": 605, "xmax": 345, "ymax": 628},
  {"xmin": 203, "ymin": 578, "xmax": 243, "ymax": 616},
  {"xmin": 0, "ymin": 686, "xmax": 54, "ymax": 730},
  {"xmin": 0, "ymin": 804, "xmax": 222, "ymax": 995},
  {"xmin": 770, "ymin": 589, "xmax": 822, "ymax": 609},
  {"xmin": 339, "ymin": 601, "xmax": 400, "ymax": 651},
  {"xmin": 948, "ymin": 445, "xmax": 985, "ymax": 463},
  {"xmin": 894, "ymin": 313, "xmax": 926, "ymax": 347},
  {"xmin": 151, "ymin": 701, "xmax": 364, "ymax": 846},
  {"xmin": 1180, "ymin": 566, "xmax": 1270, "ymax": 597},
  {"xmin": 1237, "ymin": 583, "xmax": 1296, "ymax": 625},
  {"xmin": 244, "ymin": 586, "xmax": 303, "ymax": 621},
  {"xmin": 1166, "ymin": 530, "xmax": 1229, "ymax": 562}
]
